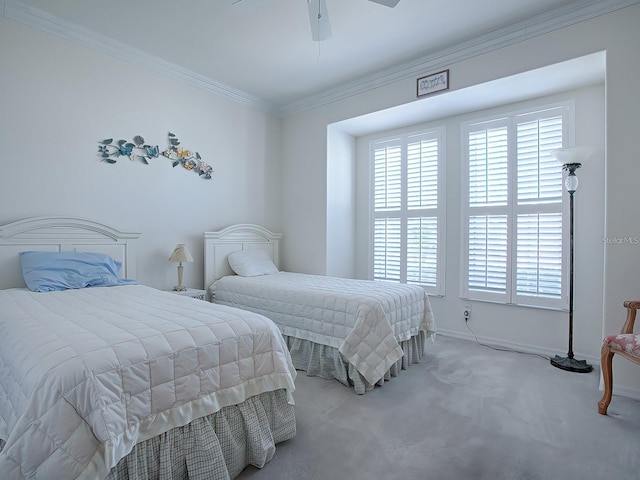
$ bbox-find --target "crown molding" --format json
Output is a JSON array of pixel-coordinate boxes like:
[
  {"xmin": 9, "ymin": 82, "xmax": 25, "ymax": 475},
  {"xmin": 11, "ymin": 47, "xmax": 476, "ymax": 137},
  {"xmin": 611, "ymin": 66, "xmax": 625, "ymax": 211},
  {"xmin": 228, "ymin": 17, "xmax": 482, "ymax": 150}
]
[
  {"xmin": 3, "ymin": 0, "xmax": 638, "ymax": 118},
  {"xmin": 279, "ymin": 0, "xmax": 639, "ymax": 116},
  {"xmin": 2, "ymin": 0, "xmax": 279, "ymax": 115}
]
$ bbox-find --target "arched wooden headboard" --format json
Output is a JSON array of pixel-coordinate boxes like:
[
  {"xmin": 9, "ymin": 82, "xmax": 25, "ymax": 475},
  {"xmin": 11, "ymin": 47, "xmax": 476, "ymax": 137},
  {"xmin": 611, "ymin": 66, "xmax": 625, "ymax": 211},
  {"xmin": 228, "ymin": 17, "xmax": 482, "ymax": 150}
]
[
  {"xmin": 203, "ymin": 224, "xmax": 282, "ymax": 290},
  {"xmin": 0, "ymin": 216, "xmax": 140, "ymax": 289}
]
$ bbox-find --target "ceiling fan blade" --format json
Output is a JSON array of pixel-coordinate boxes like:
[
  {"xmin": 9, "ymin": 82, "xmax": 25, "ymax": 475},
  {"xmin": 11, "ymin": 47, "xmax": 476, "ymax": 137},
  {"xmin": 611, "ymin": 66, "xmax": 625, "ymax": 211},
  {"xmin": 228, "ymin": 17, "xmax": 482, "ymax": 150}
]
[
  {"xmin": 307, "ymin": 0, "xmax": 332, "ymax": 41},
  {"xmin": 369, "ymin": 0, "xmax": 400, "ymax": 7}
]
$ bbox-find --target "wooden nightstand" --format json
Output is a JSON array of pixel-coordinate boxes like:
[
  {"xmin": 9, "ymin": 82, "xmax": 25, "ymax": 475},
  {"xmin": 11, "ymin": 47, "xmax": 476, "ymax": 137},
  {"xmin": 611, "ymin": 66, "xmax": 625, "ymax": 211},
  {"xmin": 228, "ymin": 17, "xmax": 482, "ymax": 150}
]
[{"xmin": 167, "ymin": 288, "xmax": 207, "ymax": 301}]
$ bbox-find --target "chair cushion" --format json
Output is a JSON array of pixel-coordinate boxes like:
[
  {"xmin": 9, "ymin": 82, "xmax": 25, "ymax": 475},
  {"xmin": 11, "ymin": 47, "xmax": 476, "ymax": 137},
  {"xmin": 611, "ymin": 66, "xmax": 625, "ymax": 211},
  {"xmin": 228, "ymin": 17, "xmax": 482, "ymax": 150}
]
[{"xmin": 603, "ymin": 334, "xmax": 640, "ymax": 358}]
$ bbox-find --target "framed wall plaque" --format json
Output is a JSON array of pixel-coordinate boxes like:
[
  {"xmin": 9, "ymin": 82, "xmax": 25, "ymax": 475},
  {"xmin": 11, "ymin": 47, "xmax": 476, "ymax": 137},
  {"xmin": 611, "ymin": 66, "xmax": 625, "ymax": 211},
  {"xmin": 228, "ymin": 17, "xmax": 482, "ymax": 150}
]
[{"xmin": 417, "ymin": 69, "xmax": 449, "ymax": 97}]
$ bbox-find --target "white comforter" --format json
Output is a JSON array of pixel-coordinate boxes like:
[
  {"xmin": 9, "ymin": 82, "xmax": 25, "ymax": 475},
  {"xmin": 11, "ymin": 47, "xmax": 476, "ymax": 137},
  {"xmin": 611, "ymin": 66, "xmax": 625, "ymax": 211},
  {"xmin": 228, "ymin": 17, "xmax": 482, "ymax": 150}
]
[
  {"xmin": 212, "ymin": 272, "xmax": 435, "ymax": 385},
  {"xmin": 0, "ymin": 285, "xmax": 296, "ymax": 479}
]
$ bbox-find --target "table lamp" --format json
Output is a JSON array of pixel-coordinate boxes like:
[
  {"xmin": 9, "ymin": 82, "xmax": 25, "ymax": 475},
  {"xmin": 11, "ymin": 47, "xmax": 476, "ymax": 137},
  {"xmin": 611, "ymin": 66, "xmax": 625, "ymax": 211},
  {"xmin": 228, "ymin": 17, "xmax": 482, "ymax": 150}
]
[{"xmin": 168, "ymin": 243, "xmax": 193, "ymax": 291}]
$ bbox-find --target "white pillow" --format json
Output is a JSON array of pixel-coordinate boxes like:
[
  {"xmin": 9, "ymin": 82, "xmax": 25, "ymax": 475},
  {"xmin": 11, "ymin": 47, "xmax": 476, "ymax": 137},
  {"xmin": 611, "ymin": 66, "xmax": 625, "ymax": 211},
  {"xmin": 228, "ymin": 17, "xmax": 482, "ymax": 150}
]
[{"xmin": 227, "ymin": 249, "xmax": 278, "ymax": 277}]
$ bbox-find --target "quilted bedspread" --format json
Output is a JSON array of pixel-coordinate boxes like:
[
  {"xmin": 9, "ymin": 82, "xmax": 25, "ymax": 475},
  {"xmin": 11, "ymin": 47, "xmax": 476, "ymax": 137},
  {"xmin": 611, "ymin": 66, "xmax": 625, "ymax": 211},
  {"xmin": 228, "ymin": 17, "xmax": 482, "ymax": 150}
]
[
  {"xmin": 212, "ymin": 272, "xmax": 435, "ymax": 385},
  {"xmin": 0, "ymin": 285, "xmax": 296, "ymax": 479}
]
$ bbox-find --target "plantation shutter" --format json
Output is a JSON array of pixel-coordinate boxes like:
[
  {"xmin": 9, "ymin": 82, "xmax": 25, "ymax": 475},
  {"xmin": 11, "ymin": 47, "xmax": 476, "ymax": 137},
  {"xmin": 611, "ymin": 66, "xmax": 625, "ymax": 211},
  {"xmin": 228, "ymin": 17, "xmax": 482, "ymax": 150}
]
[
  {"xmin": 467, "ymin": 124, "xmax": 509, "ymax": 296},
  {"xmin": 464, "ymin": 105, "xmax": 568, "ymax": 307},
  {"xmin": 514, "ymin": 113, "xmax": 564, "ymax": 301},
  {"xmin": 372, "ymin": 131, "xmax": 443, "ymax": 293},
  {"xmin": 373, "ymin": 140, "xmax": 403, "ymax": 283}
]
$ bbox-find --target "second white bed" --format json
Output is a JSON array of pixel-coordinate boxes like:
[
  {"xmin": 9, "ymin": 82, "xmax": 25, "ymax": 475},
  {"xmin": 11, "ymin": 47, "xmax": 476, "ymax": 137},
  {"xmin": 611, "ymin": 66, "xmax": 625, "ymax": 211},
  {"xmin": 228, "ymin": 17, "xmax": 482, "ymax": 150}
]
[
  {"xmin": 211, "ymin": 270, "xmax": 435, "ymax": 394},
  {"xmin": 205, "ymin": 224, "xmax": 436, "ymax": 395}
]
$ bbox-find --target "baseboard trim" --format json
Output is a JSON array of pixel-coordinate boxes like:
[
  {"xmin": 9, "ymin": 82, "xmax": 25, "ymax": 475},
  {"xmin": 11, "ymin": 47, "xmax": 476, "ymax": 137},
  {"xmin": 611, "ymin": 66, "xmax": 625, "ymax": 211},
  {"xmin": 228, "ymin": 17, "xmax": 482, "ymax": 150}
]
[
  {"xmin": 436, "ymin": 328, "xmax": 598, "ymax": 364},
  {"xmin": 436, "ymin": 329, "xmax": 640, "ymax": 401}
]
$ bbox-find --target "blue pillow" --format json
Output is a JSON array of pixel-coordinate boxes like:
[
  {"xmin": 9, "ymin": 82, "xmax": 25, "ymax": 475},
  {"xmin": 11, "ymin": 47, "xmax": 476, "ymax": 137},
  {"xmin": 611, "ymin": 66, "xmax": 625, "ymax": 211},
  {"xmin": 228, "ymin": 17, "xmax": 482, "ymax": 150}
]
[{"xmin": 20, "ymin": 251, "xmax": 138, "ymax": 292}]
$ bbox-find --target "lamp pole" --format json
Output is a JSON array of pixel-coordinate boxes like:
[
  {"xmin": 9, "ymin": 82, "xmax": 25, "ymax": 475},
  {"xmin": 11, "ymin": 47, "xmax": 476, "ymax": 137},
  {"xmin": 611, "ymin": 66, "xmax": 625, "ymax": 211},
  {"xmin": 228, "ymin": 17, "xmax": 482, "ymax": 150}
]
[{"xmin": 550, "ymin": 162, "xmax": 593, "ymax": 373}]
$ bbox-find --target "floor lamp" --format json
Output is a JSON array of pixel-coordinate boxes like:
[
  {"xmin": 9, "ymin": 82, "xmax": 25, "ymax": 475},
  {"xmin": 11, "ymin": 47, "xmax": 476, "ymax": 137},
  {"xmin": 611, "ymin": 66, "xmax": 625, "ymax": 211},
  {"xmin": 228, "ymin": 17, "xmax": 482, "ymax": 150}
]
[{"xmin": 550, "ymin": 146, "xmax": 595, "ymax": 373}]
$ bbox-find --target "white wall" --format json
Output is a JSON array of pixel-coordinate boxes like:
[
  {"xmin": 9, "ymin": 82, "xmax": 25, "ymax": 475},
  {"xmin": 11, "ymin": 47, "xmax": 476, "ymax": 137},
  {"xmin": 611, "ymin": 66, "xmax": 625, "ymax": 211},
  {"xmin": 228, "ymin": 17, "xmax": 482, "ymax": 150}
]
[
  {"xmin": 0, "ymin": 16, "xmax": 282, "ymax": 291},
  {"xmin": 281, "ymin": 5, "xmax": 640, "ymax": 396},
  {"xmin": 326, "ymin": 126, "xmax": 356, "ymax": 278}
]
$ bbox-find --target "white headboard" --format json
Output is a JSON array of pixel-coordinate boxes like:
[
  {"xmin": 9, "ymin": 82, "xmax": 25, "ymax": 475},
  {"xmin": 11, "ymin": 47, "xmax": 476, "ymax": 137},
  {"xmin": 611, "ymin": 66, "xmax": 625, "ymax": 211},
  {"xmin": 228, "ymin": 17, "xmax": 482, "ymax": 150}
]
[
  {"xmin": 0, "ymin": 216, "xmax": 140, "ymax": 289},
  {"xmin": 203, "ymin": 224, "xmax": 282, "ymax": 290}
]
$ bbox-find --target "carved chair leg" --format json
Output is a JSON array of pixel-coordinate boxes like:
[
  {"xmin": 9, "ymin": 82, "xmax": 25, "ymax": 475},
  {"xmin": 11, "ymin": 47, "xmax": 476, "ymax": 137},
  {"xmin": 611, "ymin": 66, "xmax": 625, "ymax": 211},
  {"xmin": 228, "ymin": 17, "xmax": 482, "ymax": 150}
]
[{"xmin": 598, "ymin": 344, "xmax": 614, "ymax": 415}]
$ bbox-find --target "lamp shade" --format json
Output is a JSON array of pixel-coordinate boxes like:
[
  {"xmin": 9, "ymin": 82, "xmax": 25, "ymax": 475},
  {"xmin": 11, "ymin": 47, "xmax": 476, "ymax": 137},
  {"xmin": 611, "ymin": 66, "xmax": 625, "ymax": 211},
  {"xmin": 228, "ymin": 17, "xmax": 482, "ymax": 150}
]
[
  {"xmin": 168, "ymin": 244, "xmax": 193, "ymax": 263},
  {"xmin": 550, "ymin": 146, "xmax": 595, "ymax": 165}
]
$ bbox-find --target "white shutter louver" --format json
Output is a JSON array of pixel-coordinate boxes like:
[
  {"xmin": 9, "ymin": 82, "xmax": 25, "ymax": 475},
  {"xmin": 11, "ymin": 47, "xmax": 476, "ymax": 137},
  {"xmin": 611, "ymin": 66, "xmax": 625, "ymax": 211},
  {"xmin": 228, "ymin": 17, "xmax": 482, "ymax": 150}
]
[
  {"xmin": 374, "ymin": 217, "xmax": 401, "ymax": 281},
  {"xmin": 407, "ymin": 216, "xmax": 438, "ymax": 286},
  {"xmin": 407, "ymin": 138, "xmax": 438, "ymax": 209},
  {"xmin": 374, "ymin": 145, "xmax": 401, "ymax": 211},
  {"xmin": 469, "ymin": 127, "xmax": 508, "ymax": 207},
  {"xmin": 516, "ymin": 213, "xmax": 562, "ymax": 298},
  {"xmin": 517, "ymin": 116, "xmax": 563, "ymax": 204},
  {"xmin": 468, "ymin": 215, "xmax": 508, "ymax": 291}
]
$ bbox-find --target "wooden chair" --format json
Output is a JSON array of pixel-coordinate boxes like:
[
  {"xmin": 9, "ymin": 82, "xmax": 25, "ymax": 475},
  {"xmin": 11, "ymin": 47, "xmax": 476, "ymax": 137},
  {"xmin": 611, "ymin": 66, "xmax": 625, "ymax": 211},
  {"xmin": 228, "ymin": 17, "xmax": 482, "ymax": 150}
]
[{"xmin": 598, "ymin": 300, "xmax": 640, "ymax": 415}]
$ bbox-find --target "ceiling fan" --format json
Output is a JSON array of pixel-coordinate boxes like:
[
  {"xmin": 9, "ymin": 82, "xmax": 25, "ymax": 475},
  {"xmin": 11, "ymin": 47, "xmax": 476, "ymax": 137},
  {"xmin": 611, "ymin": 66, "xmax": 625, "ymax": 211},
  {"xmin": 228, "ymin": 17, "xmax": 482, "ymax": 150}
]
[
  {"xmin": 233, "ymin": 0, "xmax": 401, "ymax": 42},
  {"xmin": 308, "ymin": 0, "xmax": 401, "ymax": 41}
]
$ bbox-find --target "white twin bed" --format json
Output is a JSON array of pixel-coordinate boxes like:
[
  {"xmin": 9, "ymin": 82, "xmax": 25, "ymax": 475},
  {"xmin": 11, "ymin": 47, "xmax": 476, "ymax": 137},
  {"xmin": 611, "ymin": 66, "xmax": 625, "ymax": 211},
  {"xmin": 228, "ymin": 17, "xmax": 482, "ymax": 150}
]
[
  {"xmin": 204, "ymin": 224, "xmax": 436, "ymax": 395},
  {"xmin": 0, "ymin": 217, "xmax": 296, "ymax": 480}
]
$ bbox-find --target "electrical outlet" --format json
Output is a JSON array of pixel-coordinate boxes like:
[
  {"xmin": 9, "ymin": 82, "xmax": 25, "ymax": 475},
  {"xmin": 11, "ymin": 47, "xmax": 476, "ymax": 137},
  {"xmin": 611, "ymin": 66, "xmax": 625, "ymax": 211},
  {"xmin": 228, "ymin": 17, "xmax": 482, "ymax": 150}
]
[{"xmin": 463, "ymin": 304, "xmax": 472, "ymax": 321}]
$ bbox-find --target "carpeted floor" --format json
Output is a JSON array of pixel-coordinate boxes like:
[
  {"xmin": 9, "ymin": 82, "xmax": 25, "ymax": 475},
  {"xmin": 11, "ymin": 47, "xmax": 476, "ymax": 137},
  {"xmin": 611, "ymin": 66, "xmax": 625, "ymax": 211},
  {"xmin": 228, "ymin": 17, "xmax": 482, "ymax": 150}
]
[{"xmin": 237, "ymin": 335, "xmax": 640, "ymax": 480}]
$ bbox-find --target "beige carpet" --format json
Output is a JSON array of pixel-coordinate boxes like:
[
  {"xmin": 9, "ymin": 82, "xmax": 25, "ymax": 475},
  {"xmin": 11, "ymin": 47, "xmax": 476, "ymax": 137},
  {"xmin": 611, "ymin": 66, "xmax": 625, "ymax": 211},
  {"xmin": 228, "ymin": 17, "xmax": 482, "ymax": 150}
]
[{"xmin": 238, "ymin": 335, "xmax": 640, "ymax": 480}]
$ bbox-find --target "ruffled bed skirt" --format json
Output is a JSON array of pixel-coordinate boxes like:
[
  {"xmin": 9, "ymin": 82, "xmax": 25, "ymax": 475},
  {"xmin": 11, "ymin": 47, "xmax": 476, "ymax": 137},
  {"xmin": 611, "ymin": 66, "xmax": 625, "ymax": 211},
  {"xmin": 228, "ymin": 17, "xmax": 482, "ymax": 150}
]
[
  {"xmin": 107, "ymin": 388, "xmax": 295, "ymax": 480},
  {"xmin": 2, "ymin": 388, "xmax": 295, "ymax": 480},
  {"xmin": 285, "ymin": 331, "xmax": 432, "ymax": 395}
]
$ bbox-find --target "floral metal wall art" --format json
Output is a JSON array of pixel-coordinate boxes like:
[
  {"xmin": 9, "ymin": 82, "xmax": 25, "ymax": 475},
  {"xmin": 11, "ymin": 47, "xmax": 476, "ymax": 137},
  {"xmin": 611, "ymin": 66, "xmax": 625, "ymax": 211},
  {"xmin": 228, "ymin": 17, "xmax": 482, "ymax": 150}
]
[
  {"xmin": 97, "ymin": 132, "xmax": 212, "ymax": 180},
  {"xmin": 98, "ymin": 136, "xmax": 159, "ymax": 164},
  {"xmin": 161, "ymin": 132, "xmax": 213, "ymax": 180}
]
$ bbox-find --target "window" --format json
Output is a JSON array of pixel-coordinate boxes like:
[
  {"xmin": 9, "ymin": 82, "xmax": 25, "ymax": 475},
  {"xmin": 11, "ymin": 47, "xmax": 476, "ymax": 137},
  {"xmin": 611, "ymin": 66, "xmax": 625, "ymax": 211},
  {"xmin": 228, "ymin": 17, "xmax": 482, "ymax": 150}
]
[
  {"xmin": 462, "ymin": 104, "xmax": 571, "ymax": 308},
  {"xmin": 371, "ymin": 129, "xmax": 444, "ymax": 295}
]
